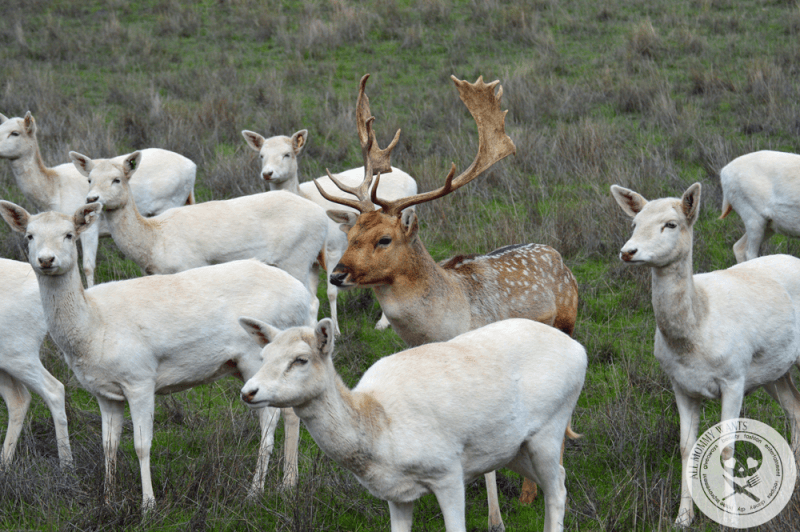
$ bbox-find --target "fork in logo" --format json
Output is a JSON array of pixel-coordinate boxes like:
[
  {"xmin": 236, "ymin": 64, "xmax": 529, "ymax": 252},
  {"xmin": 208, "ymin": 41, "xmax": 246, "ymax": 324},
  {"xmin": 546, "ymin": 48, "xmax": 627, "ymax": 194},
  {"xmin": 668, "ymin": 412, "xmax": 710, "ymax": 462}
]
[{"xmin": 721, "ymin": 472, "xmax": 761, "ymax": 503}]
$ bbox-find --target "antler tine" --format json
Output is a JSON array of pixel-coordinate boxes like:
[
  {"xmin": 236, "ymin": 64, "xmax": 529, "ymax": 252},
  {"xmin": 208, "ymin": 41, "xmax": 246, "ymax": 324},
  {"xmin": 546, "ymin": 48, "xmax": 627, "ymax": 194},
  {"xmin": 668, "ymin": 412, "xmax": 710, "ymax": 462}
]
[
  {"xmin": 379, "ymin": 75, "xmax": 517, "ymax": 216},
  {"xmin": 315, "ymin": 74, "xmax": 404, "ymax": 214},
  {"xmin": 313, "ymin": 168, "xmax": 376, "ymax": 213},
  {"xmin": 357, "ymin": 74, "xmax": 401, "ymax": 176}
]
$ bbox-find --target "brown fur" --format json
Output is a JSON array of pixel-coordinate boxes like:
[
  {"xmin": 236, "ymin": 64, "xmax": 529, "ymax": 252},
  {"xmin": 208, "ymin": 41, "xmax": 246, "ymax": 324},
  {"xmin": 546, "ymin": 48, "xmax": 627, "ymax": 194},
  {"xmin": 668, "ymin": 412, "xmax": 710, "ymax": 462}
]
[{"xmin": 719, "ymin": 202, "xmax": 733, "ymax": 219}]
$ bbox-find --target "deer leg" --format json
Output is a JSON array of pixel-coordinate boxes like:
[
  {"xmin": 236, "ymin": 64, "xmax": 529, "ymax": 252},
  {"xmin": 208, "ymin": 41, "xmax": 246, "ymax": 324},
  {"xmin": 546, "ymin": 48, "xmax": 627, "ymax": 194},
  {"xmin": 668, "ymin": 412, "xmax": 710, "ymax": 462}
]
[
  {"xmin": 764, "ymin": 373, "xmax": 800, "ymax": 459},
  {"xmin": 127, "ymin": 390, "xmax": 156, "ymax": 510},
  {"xmin": 15, "ymin": 362, "xmax": 72, "ymax": 468},
  {"xmin": 485, "ymin": 471, "xmax": 505, "ymax": 531},
  {"xmin": 732, "ymin": 234, "xmax": 748, "ymax": 264},
  {"xmin": 674, "ymin": 389, "xmax": 701, "ymax": 527},
  {"xmin": 281, "ymin": 407, "xmax": 300, "ymax": 488},
  {"xmin": 0, "ymin": 370, "xmax": 31, "ymax": 467},
  {"xmin": 742, "ymin": 218, "xmax": 769, "ymax": 262},
  {"xmin": 388, "ymin": 500, "xmax": 414, "ymax": 532},
  {"xmin": 248, "ymin": 405, "xmax": 281, "ymax": 498},
  {"xmin": 79, "ymin": 222, "xmax": 99, "ymax": 287},
  {"xmin": 97, "ymin": 396, "xmax": 125, "ymax": 505},
  {"xmin": 510, "ymin": 434, "xmax": 566, "ymax": 532},
  {"xmin": 434, "ymin": 475, "xmax": 468, "ymax": 532}
]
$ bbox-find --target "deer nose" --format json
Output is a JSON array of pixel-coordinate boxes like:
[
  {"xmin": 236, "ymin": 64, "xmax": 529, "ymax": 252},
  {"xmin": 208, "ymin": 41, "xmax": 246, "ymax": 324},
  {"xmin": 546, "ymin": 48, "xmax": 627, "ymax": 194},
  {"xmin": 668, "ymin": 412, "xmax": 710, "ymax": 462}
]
[
  {"xmin": 620, "ymin": 249, "xmax": 637, "ymax": 262},
  {"xmin": 330, "ymin": 270, "xmax": 348, "ymax": 287},
  {"xmin": 38, "ymin": 256, "xmax": 55, "ymax": 268},
  {"xmin": 86, "ymin": 195, "xmax": 99, "ymax": 204},
  {"xmin": 241, "ymin": 388, "xmax": 258, "ymax": 403},
  {"xmin": 262, "ymin": 170, "xmax": 273, "ymax": 181}
]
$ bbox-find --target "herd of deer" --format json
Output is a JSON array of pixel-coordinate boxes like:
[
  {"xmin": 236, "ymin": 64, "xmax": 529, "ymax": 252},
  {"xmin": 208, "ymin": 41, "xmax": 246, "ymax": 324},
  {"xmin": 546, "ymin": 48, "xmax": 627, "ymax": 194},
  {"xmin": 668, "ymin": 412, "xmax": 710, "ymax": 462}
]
[{"xmin": 1, "ymin": 73, "xmax": 799, "ymax": 531}]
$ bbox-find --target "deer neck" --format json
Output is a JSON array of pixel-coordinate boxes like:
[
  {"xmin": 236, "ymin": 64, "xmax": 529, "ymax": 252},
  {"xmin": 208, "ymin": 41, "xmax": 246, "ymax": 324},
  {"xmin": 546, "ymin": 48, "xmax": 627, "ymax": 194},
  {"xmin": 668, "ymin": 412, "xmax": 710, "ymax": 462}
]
[
  {"xmin": 293, "ymin": 372, "xmax": 386, "ymax": 478},
  {"xmin": 103, "ymin": 197, "xmax": 160, "ymax": 269},
  {"xmin": 8, "ymin": 143, "xmax": 59, "ymax": 210},
  {"xmin": 373, "ymin": 238, "xmax": 468, "ymax": 346},
  {"xmin": 267, "ymin": 174, "xmax": 301, "ymax": 195},
  {"xmin": 650, "ymin": 249, "xmax": 704, "ymax": 350},
  {"xmin": 36, "ymin": 262, "xmax": 97, "ymax": 363}
]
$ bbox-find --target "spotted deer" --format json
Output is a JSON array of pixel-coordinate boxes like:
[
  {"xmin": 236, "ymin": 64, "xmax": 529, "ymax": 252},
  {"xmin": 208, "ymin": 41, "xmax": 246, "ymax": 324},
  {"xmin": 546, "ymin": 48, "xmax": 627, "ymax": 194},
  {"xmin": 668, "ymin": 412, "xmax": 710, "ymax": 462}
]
[{"xmin": 316, "ymin": 74, "xmax": 580, "ymax": 531}]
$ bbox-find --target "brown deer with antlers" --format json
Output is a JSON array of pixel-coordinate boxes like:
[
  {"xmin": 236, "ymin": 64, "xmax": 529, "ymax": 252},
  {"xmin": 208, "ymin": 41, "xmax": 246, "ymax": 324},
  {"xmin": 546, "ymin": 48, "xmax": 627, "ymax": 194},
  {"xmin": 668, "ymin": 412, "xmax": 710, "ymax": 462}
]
[{"xmin": 314, "ymin": 75, "xmax": 580, "ymax": 531}]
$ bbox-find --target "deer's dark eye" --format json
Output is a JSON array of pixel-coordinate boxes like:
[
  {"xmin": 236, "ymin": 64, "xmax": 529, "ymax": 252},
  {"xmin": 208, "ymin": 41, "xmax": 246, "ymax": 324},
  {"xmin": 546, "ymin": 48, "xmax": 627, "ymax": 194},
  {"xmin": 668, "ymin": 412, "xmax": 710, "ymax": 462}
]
[
  {"xmin": 292, "ymin": 357, "xmax": 308, "ymax": 367},
  {"xmin": 26, "ymin": 234, "xmax": 33, "ymax": 241},
  {"xmin": 66, "ymin": 233, "xmax": 74, "ymax": 240},
  {"xmin": 377, "ymin": 236, "xmax": 392, "ymax": 247},
  {"xmin": 10, "ymin": 131, "xmax": 20, "ymax": 137},
  {"xmin": 665, "ymin": 222, "xmax": 677, "ymax": 229},
  {"xmin": 113, "ymin": 179, "xmax": 120, "ymax": 184}
]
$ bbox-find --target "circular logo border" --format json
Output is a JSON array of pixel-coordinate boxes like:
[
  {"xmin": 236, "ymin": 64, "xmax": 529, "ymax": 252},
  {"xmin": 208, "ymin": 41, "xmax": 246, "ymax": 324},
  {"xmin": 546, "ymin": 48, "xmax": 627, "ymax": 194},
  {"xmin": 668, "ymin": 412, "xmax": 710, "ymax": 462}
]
[{"xmin": 686, "ymin": 418, "xmax": 796, "ymax": 528}]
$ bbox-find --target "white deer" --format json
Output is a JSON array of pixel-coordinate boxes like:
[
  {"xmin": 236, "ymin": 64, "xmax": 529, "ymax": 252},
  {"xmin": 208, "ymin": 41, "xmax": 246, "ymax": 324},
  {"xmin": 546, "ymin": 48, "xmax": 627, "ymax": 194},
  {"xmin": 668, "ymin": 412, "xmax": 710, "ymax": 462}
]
[
  {"xmin": 0, "ymin": 200, "xmax": 314, "ymax": 508},
  {"xmin": 1, "ymin": 258, "xmax": 72, "ymax": 469},
  {"xmin": 240, "ymin": 317, "xmax": 587, "ymax": 532},
  {"xmin": 0, "ymin": 111, "xmax": 196, "ymax": 286},
  {"xmin": 611, "ymin": 182, "xmax": 800, "ymax": 527},
  {"xmin": 242, "ymin": 106, "xmax": 418, "ymax": 332},
  {"xmin": 315, "ymin": 74, "xmax": 581, "ymax": 529},
  {"xmin": 74, "ymin": 150, "xmax": 328, "ymax": 321},
  {"xmin": 719, "ymin": 150, "xmax": 800, "ymax": 263}
]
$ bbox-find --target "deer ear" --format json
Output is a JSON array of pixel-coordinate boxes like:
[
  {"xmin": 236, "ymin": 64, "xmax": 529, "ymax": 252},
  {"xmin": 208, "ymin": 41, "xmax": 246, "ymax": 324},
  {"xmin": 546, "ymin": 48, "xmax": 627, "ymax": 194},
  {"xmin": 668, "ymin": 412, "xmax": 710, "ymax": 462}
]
[
  {"xmin": 315, "ymin": 318, "xmax": 335, "ymax": 358},
  {"xmin": 400, "ymin": 208, "xmax": 418, "ymax": 237},
  {"xmin": 123, "ymin": 151, "xmax": 142, "ymax": 179},
  {"xmin": 291, "ymin": 129, "xmax": 308, "ymax": 155},
  {"xmin": 242, "ymin": 130, "xmax": 265, "ymax": 151},
  {"xmin": 74, "ymin": 203, "xmax": 102, "ymax": 234},
  {"xmin": 70, "ymin": 151, "xmax": 94, "ymax": 177},
  {"xmin": 0, "ymin": 200, "xmax": 31, "ymax": 233},
  {"xmin": 23, "ymin": 111, "xmax": 36, "ymax": 135},
  {"xmin": 681, "ymin": 183, "xmax": 701, "ymax": 225},
  {"xmin": 0, "ymin": 112, "xmax": 8, "ymax": 123},
  {"xmin": 610, "ymin": 185, "xmax": 648, "ymax": 218},
  {"xmin": 327, "ymin": 210, "xmax": 358, "ymax": 234},
  {"xmin": 239, "ymin": 317, "xmax": 281, "ymax": 348}
]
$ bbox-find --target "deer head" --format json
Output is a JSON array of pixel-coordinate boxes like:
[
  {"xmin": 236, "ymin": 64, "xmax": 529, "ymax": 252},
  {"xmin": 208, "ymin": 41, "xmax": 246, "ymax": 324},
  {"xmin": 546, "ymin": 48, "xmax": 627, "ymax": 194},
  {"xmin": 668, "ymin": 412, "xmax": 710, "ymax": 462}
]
[{"xmin": 317, "ymin": 74, "xmax": 516, "ymax": 289}]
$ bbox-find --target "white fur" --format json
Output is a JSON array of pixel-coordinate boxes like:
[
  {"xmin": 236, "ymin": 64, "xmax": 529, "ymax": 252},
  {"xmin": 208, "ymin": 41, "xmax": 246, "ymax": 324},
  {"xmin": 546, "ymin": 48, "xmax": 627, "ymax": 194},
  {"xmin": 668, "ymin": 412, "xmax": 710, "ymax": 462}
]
[
  {"xmin": 76, "ymin": 151, "xmax": 328, "ymax": 322},
  {"xmin": 612, "ymin": 183, "xmax": 800, "ymax": 527},
  {"xmin": 0, "ymin": 112, "xmax": 196, "ymax": 286},
  {"xmin": 720, "ymin": 150, "xmax": 800, "ymax": 262},
  {"xmin": 0, "ymin": 201, "xmax": 313, "ymax": 508},
  {"xmin": 240, "ymin": 318, "xmax": 587, "ymax": 532},
  {"xmin": 0, "ymin": 258, "xmax": 72, "ymax": 469},
  {"xmin": 242, "ymin": 129, "xmax": 417, "ymax": 332}
]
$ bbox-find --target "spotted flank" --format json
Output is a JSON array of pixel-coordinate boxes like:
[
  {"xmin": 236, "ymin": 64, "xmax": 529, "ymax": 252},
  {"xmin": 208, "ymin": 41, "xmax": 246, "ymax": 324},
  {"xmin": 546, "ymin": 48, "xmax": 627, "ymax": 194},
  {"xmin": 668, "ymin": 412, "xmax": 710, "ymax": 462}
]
[{"xmin": 441, "ymin": 243, "xmax": 579, "ymax": 336}]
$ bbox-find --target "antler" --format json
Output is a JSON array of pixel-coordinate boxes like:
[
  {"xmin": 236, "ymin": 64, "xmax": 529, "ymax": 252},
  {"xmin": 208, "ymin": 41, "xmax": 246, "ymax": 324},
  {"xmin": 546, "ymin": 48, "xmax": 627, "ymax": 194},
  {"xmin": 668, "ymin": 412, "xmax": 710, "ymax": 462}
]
[
  {"xmin": 314, "ymin": 74, "xmax": 401, "ymax": 213},
  {"xmin": 374, "ymin": 75, "xmax": 516, "ymax": 216}
]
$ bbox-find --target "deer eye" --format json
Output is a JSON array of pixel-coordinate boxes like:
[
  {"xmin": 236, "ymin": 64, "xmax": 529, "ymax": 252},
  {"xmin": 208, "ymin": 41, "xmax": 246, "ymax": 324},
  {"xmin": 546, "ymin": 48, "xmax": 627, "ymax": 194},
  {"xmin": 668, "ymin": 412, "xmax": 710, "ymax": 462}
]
[
  {"xmin": 113, "ymin": 179, "xmax": 121, "ymax": 184},
  {"xmin": 283, "ymin": 153, "xmax": 291, "ymax": 159},
  {"xmin": 292, "ymin": 357, "xmax": 308, "ymax": 367},
  {"xmin": 65, "ymin": 233, "xmax": 74, "ymax": 240},
  {"xmin": 10, "ymin": 131, "xmax": 20, "ymax": 137},
  {"xmin": 665, "ymin": 222, "xmax": 677, "ymax": 229},
  {"xmin": 26, "ymin": 234, "xmax": 33, "ymax": 241},
  {"xmin": 377, "ymin": 236, "xmax": 392, "ymax": 247}
]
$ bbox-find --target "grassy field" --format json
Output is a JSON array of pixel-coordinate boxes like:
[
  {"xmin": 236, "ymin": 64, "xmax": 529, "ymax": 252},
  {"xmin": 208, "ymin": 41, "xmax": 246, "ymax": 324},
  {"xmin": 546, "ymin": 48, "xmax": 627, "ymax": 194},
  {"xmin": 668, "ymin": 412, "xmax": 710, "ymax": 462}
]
[{"xmin": 2, "ymin": 0, "xmax": 800, "ymax": 530}]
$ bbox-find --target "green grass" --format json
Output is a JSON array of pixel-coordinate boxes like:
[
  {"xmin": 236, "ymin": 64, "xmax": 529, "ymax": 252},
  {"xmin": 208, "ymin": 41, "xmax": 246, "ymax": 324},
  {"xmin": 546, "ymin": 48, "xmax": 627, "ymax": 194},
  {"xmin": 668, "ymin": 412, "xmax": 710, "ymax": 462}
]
[{"xmin": 2, "ymin": 0, "xmax": 800, "ymax": 530}]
